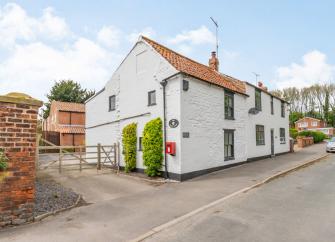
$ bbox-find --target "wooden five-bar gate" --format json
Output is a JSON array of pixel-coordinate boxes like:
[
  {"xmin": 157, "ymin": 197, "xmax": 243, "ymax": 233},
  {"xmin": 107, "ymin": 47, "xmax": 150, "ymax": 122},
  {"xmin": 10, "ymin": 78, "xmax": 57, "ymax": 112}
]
[{"xmin": 37, "ymin": 142, "xmax": 120, "ymax": 173}]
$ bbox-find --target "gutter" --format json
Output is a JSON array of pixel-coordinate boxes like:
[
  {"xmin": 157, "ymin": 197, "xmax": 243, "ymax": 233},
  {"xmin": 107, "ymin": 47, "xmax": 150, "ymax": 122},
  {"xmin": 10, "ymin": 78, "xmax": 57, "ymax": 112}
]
[{"xmin": 160, "ymin": 72, "xmax": 182, "ymax": 179}]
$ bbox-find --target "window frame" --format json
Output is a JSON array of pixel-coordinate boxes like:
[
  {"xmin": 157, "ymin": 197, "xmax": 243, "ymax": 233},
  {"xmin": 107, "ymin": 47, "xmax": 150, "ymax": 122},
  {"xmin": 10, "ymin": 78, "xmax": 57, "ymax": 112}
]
[
  {"xmin": 224, "ymin": 91, "xmax": 234, "ymax": 120},
  {"xmin": 256, "ymin": 125, "xmax": 265, "ymax": 146},
  {"xmin": 148, "ymin": 90, "xmax": 156, "ymax": 106},
  {"xmin": 255, "ymin": 89, "xmax": 262, "ymax": 111},
  {"xmin": 109, "ymin": 95, "xmax": 116, "ymax": 112},
  {"xmin": 270, "ymin": 96, "xmax": 274, "ymax": 115},
  {"xmin": 224, "ymin": 129, "xmax": 234, "ymax": 161},
  {"xmin": 281, "ymin": 101, "xmax": 285, "ymax": 118},
  {"xmin": 280, "ymin": 128, "xmax": 286, "ymax": 144}
]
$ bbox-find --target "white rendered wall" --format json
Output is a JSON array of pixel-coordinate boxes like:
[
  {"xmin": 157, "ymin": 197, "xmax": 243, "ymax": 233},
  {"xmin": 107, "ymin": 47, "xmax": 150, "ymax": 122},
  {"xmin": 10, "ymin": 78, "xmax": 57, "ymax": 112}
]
[
  {"xmin": 180, "ymin": 77, "xmax": 248, "ymax": 174},
  {"xmin": 86, "ymin": 41, "xmax": 181, "ymax": 173},
  {"xmin": 245, "ymin": 84, "xmax": 290, "ymax": 159}
]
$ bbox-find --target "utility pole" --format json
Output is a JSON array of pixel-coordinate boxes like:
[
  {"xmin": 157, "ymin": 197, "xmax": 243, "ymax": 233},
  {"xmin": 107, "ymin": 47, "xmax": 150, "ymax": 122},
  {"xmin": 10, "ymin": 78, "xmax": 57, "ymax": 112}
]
[{"xmin": 210, "ymin": 17, "xmax": 219, "ymax": 57}]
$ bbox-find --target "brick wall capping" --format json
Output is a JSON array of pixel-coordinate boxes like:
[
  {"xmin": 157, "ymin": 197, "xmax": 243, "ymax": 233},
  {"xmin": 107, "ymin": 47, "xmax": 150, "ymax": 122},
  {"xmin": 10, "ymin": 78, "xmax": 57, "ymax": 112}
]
[{"xmin": 0, "ymin": 92, "xmax": 43, "ymax": 107}]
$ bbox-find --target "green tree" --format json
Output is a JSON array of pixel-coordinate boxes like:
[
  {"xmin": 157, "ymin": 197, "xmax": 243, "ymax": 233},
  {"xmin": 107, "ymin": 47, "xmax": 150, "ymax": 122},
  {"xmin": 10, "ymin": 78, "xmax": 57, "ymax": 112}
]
[
  {"xmin": 43, "ymin": 80, "xmax": 95, "ymax": 119},
  {"xmin": 122, "ymin": 123, "xmax": 137, "ymax": 172},
  {"xmin": 142, "ymin": 118, "xmax": 163, "ymax": 177},
  {"xmin": 289, "ymin": 112, "xmax": 303, "ymax": 127}
]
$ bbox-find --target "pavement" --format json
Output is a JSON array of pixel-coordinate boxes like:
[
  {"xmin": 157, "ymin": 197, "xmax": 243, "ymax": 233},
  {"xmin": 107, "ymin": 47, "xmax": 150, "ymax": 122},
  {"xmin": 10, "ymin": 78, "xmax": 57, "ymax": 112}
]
[
  {"xmin": 144, "ymin": 154, "xmax": 335, "ymax": 242},
  {"xmin": 0, "ymin": 143, "xmax": 328, "ymax": 242}
]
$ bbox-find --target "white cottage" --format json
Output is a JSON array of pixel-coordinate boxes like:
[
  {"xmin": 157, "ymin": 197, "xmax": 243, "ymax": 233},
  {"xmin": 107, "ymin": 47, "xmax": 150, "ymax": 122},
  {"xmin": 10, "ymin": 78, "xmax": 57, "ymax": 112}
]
[{"xmin": 86, "ymin": 36, "xmax": 290, "ymax": 181}]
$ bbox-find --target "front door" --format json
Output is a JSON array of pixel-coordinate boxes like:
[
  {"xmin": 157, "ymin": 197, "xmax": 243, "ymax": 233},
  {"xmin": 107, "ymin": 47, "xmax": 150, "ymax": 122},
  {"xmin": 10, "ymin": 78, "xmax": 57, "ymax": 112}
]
[{"xmin": 270, "ymin": 129, "xmax": 275, "ymax": 156}]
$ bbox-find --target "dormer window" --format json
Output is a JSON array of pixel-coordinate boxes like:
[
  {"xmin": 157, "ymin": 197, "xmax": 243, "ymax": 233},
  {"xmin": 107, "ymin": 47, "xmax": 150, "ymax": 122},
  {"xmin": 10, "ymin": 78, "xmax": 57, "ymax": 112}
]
[
  {"xmin": 224, "ymin": 91, "xmax": 234, "ymax": 120},
  {"xmin": 281, "ymin": 101, "xmax": 285, "ymax": 117},
  {"xmin": 255, "ymin": 89, "xmax": 262, "ymax": 111}
]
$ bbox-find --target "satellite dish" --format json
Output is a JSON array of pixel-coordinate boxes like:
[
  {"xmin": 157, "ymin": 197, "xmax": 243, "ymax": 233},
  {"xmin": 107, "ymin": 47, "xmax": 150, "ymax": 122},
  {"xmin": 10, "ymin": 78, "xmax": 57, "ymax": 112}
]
[{"xmin": 248, "ymin": 108, "xmax": 260, "ymax": 115}]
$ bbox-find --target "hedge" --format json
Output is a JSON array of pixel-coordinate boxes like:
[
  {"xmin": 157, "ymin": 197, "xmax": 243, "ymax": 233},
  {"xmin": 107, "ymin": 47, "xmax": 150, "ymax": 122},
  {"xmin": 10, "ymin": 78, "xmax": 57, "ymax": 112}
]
[
  {"xmin": 289, "ymin": 128, "xmax": 298, "ymax": 139},
  {"xmin": 122, "ymin": 123, "xmax": 137, "ymax": 172},
  {"xmin": 298, "ymin": 130, "xmax": 327, "ymax": 143},
  {"xmin": 142, "ymin": 118, "xmax": 163, "ymax": 177}
]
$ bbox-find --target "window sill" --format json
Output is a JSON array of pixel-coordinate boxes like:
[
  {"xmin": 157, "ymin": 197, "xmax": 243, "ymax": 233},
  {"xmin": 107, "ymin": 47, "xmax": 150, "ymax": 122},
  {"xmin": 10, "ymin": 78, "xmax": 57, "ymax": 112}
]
[
  {"xmin": 148, "ymin": 103, "xmax": 157, "ymax": 107},
  {"xmin": 224, "ymin": 157, "xmax": 235, "ymax": 161},
  {"xmin": 109, "ymin": 109, "xmax": 115, "ymax": 112},
  {"xmin": 280, "ymin": 142, "xmax": 286, "ymax": 144},
  {"xmin": 225, "ymin": 117, "xmax": 235, "ymax": 120},
  {"xmin": 256, "ymin": 143, "xmax": 265, "ymax": 146}
]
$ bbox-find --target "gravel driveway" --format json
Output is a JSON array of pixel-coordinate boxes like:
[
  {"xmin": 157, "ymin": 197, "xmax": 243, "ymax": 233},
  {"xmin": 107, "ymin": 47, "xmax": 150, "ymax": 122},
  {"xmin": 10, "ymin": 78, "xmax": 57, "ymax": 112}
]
[{"xmin": 34, "ymin": 176, "xmax": 80, "ymax": 217}]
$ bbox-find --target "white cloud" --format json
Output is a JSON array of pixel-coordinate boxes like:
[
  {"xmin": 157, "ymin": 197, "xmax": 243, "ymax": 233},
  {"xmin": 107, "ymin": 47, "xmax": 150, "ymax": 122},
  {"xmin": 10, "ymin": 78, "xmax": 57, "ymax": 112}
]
[
  {"xmin": 0, "ymin": 39, "xmax": 122, "ymax": 100},
  {"xmin": 0, "ymin": 3, "xmax": 123, "ymax": 100},
  {"xmin": 38, "ymin": 7, "xmax": 70, "ymax": 40},
  {"xmin": 167, "ymin": 26, "xmax": 216, "ymax": 45},
  {"xmin": 127, "ymin": 27, "xmax": 156, "ymax": 43},
  {"xmin": 97, "ymin": 25, "xmax": 122, "ymax": 49},
  {"xmin": 274, "ymin": 50, "xmax": 335, "ymax": 89},
  {"xmin": 0, "ymin": 3, "xmax": 70, "ymax": 48}
]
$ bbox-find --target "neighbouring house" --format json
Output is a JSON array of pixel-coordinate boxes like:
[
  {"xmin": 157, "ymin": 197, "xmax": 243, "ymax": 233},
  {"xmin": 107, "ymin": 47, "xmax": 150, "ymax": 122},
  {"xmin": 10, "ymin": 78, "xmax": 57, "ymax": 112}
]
[
  {"xmin": 86, "ymin": 36, "xmax": 290, "ymax": 181},
  {"xmin": 42, "ymin": 101, "xmax": 85, "ymax": 146},
  {"xmin": 295, "ymin": 117, "xmax": 334, "ymax": 136}
]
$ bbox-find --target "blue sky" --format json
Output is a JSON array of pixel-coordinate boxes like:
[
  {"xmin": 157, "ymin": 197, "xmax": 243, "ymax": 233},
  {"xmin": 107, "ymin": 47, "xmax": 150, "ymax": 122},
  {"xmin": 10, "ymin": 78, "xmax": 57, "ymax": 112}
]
[{"xmin": 0, "ymin": 0, "xmax": 334, "ymax": 100}]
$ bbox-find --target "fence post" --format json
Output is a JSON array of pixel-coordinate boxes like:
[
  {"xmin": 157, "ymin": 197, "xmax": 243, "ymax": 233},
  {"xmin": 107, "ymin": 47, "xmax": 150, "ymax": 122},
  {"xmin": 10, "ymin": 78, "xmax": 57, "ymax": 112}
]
[
  {"xmin": 79, "ymin": 146, "xmax": 82, "ymax": 172},
  {"xmin": 59, "ymin": 147, "xmax": 62, "ymax": 173},
  {"xmin": 97, "ymin": 143, "xmax": 101, "ymax": 170},
  {"xmin": 117, "ymin": 141, "xmax": 120, "ymax": 172},
  {"xmin": 113, "ymin": 143, "xmax": 117, "ymax": 167}
]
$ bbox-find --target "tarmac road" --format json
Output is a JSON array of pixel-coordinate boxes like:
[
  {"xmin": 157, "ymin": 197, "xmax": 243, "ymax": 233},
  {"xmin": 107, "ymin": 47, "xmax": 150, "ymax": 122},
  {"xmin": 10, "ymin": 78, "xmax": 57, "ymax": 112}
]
[{"xmin": 144, "ymin": 154, "xmax": 335, "ymax": 242}]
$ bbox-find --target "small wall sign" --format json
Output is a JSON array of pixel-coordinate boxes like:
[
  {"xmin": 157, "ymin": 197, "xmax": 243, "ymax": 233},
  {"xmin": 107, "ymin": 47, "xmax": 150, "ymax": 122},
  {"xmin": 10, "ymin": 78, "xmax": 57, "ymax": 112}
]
[
  {"xmin": 169, "ymin": 119, "xmax": 179, "ymax": 128},
  {"xmin": 182, "ymin": 132, "xmax": 190, "ymax": 138}
]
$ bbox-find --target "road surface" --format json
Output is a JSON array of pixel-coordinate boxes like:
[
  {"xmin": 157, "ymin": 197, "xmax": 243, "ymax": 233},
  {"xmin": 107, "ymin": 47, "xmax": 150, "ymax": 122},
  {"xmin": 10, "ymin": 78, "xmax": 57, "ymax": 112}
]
[{"xmin": 145, "ymin": 154, "xmax": 335, "ymax": 242}]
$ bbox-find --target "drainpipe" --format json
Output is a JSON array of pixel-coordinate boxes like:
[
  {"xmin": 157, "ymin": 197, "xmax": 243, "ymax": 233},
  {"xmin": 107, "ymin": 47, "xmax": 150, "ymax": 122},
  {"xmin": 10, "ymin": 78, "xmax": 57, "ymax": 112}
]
[
  {"xmin": 160, "ymin": 72, "xmax": 181, "ymax": 179},
  {"xmin": 160, "ymin": 80, "xmax": 168, "ymax": 179}
]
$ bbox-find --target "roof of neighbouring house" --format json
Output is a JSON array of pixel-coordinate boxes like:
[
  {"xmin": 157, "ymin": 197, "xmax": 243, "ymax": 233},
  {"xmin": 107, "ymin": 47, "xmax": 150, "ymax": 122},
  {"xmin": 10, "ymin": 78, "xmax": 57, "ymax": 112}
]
[
  {"xmin": 295, "ymin": 117, "xmax": 323, "ymax": 123},
  {"xmin": 57, "ymin": 125, "xmax": 85, "ymax": 134},
  {"xmin": 141, "ymin": 36, "xmax": 246, "ymax": 95},
  {"xmin": 51, "ymin": 100, "xmax": 85, "ymax": 112}
]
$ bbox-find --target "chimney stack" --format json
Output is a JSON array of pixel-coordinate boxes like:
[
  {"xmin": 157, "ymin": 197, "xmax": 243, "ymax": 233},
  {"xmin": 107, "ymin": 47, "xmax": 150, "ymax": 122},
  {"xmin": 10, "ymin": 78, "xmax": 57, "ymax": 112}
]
[{"xmin": 209, "ymin": 51, "xmax": 219, "ymax": 71}]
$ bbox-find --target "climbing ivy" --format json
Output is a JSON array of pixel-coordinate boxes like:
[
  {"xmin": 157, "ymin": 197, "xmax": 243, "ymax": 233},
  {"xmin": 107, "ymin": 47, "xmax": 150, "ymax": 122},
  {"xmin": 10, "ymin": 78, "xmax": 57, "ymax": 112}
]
[
  {"xmin": 122, "ymin": 123, "xmax": 137, "ymax": 172},
  {"xmin": 0, "ymin": 149, "xmax": 8, "ymax": 171},
  {"xmin": 142, "ymin": 118, "xmax": 163, "ymax": 177}
]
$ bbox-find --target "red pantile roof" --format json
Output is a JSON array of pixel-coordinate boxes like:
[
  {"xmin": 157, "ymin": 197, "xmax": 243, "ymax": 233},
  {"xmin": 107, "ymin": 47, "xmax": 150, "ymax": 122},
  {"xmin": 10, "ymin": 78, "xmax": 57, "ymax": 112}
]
[
  {"xmin": 57, "ymin": 125, "xmax": 85, "ymax": 134},
  {"xmin": 142, "ymin": 36, "xmax": 246, "ymax": 94},
  {"xmin": 52, "ymin": 101, "xmax": 85, "ymax": 112}
]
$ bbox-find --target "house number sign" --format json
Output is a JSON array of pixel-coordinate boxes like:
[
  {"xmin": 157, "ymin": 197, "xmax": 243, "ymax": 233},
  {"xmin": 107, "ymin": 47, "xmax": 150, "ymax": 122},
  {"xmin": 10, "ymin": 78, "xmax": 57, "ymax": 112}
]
[{"xmin": 169, "ymin": 119, "xmax": 179, "ymax": 128}]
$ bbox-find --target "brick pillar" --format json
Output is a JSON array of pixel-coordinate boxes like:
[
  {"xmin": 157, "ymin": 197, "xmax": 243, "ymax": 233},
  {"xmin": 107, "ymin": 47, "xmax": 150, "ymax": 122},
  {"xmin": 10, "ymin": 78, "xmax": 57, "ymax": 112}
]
[{"xmin": 0, "ymin": 92, "xmax": 42, "ymax": 227}]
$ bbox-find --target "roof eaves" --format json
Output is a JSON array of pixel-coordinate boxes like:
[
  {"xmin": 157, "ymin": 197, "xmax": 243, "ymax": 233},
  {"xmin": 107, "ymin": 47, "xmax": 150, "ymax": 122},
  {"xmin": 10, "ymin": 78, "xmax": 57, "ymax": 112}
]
[
  {"xmin": 245, "ymin": 82, "xmax": 289, "ymax": 104},
  {"xmin": 183, "ymin": 72, "xmax": 249, "ymax": 97}
]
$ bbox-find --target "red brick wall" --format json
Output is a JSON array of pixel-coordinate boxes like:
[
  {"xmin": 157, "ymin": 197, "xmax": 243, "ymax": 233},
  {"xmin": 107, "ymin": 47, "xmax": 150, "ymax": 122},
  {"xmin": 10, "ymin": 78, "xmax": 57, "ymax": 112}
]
[
  {"xmin": 0, "ymin": 94, "xmax": 41, "ymax": 227},
  {"xmin": 295, "ymin": 117, "xmax": 326, "ymax": 131}
]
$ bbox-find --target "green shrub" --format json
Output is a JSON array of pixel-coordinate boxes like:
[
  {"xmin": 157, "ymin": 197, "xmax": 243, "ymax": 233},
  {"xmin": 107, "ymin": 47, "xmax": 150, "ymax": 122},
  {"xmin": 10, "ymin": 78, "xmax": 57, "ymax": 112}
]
[
  {"xmin": 142, "ymin": 118, "xmax": 163, "ymax": 177},
  {"xmin": 122, "ymin": 123, "xmax": 137, "ymax": 172},
  {"xmin": 298, "ymin": 130, "xmax": 327, "ymax": 143},
  {"xmin": 289, "ymin": 128, "xmax": 298, "ymax": 139},
  {"xmin": 0, "ymin": 149, "xmax": 8, "ymax": 171}
]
